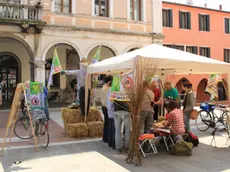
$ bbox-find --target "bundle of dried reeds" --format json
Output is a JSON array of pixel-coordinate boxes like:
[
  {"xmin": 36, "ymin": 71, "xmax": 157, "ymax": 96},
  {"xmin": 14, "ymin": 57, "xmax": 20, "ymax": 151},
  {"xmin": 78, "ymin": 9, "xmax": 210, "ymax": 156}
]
[{"xmin": 125, "ymin": 56, "xmax": 157, "ymax": 166}]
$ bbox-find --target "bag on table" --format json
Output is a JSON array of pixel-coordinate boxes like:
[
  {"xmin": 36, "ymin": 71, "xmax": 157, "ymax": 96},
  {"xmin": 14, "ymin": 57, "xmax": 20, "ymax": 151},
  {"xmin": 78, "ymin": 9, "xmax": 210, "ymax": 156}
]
[{"xmin": 170, "ymin": 141, "xmax": 193, "ymax": 156}]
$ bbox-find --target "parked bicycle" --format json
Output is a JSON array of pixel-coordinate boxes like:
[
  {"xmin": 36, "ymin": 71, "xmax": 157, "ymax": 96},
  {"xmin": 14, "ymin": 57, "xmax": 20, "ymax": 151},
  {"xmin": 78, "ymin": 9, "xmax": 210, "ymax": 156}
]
[
  {"xmin": 196, "ymin": 103, "xmax": 229, "ymax": 132},
  {"xmin": 14, "ymin": 107, "xmax": 49, "ymax": 148}
]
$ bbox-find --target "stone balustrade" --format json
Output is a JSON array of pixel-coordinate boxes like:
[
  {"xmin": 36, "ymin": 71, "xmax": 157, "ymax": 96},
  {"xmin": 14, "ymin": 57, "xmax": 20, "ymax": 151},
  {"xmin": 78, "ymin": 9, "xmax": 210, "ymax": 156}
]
[{"xmin": 0, "ymin": 2, "xmax": 42, "ymax": 21}]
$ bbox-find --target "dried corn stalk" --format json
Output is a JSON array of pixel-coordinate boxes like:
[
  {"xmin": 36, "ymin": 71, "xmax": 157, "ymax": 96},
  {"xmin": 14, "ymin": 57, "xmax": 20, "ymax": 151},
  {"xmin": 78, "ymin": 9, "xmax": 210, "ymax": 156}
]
[{"xmin": 125, "ymin": 56, "xmax": 157, "ymax": 166}]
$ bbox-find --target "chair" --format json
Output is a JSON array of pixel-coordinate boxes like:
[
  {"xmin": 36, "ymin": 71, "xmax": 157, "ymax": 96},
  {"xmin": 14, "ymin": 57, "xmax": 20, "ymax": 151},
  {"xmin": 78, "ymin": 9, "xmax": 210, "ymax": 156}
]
[
  {"xmin": 210, "ymin": 113, "xmax": 230, "ymax": 148},
  {"xmin": 158, "ymin": 132, "xmax": 175, "ymax": 151},
  {"xmin": 138, "ymin": 134, "xmax": 158, "ymax": 158},
  {"xmin": 210, "ymin": 126, "xmax": 230, "ymax": 148}
]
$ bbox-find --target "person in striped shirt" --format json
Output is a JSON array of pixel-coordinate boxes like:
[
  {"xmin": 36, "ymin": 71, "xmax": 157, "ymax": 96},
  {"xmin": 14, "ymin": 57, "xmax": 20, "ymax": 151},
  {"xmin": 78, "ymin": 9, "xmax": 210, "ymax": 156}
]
[{"xmin": 164, "ymin": 101, "xmax": 185, "ymax": 136}]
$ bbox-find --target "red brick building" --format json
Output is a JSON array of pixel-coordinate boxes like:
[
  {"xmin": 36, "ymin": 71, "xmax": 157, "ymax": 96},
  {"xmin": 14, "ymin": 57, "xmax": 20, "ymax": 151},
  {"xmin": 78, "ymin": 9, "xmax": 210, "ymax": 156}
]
[{"xmin": 162, "ymin": 2, "xmax": 230, "ymax": 102}]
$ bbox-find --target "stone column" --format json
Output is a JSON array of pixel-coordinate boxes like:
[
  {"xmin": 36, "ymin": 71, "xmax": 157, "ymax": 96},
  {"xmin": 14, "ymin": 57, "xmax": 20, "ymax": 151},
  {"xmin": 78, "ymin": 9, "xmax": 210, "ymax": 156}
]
[
  {"xmin": 34, "ymin": 60, "xmax": 46, "ymax": 84},
  {"xmin": 152, "ymin": 0, "xmax": 162, "ymax": 34},
  {"xmin": 29, "ymin": 61, "xmax": 35, "ymax": 82}
]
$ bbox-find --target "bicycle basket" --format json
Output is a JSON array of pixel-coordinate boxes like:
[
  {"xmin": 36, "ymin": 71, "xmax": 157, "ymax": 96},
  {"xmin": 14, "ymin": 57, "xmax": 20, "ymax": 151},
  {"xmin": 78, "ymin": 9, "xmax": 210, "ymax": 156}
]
[
  {"xmin": 200, "ymin": 103, "xmax": 215, "ymax": 112},
  {"xmin": 200, "ymin": 103, "xmax": 209, "ymax": 111}
]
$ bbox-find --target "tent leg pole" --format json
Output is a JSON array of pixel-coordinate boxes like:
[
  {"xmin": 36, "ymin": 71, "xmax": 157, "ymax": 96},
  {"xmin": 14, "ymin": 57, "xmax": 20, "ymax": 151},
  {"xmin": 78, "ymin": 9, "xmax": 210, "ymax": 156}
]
[{"xmin": 227, "ymin": 74, "xmax": 230, "ymax": 104}]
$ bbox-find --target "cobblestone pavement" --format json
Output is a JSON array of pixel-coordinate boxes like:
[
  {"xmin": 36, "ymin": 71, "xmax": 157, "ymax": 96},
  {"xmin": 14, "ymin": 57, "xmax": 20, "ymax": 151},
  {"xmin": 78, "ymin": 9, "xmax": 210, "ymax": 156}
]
[
  {"xmin": 1, "ymin": 126, "xmax": 230, "ymax": 172},
  {"xmin": 0, "ymin": 109, "xmax": 74, "ymax": 148},
  {"xmin": 0, "ymin": 108, "xmax": 230, "ymax": 172}
]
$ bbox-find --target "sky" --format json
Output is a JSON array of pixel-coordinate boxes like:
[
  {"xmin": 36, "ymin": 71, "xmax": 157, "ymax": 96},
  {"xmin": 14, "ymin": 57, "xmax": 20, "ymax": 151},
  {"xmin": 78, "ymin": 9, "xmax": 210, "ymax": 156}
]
[{"xmin": 163, "ymin": 0, "xmax": 230, "ymax": 11}]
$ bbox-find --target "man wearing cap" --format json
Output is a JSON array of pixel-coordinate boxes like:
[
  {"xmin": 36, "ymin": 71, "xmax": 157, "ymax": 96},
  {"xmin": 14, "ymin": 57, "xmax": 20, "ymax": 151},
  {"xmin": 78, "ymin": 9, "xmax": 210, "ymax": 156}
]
[{"xmin": 61, "ymin": 58, "xmax": 90, "ymax": 116}]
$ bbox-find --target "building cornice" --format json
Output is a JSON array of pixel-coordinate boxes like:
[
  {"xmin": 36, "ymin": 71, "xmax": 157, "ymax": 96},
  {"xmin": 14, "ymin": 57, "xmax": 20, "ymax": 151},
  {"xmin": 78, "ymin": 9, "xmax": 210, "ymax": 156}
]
[
  {"xmin": 44, "ymin": 25, "xmax": 165, "ymax": 39},
  {"xmin": 163, "ymin": 1, "xmax": 230, "ymax": 14},
  {"xmin": 44, "ymin": 11, "xmax": 153, "ymax": 25}
]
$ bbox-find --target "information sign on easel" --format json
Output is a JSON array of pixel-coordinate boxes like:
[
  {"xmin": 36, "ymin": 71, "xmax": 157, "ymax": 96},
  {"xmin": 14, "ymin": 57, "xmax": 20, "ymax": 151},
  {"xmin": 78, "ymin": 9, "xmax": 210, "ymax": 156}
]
[{"xmin": 0, "ymin": 82, "xmax": 44, "ymax": 156}]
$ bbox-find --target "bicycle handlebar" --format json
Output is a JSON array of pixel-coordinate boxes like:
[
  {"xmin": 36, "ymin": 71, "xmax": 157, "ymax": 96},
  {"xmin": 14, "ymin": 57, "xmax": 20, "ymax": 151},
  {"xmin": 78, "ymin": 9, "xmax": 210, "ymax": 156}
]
[{"xmin": 215, "ymin": 104, "xmax": 229, "ymax": 108}]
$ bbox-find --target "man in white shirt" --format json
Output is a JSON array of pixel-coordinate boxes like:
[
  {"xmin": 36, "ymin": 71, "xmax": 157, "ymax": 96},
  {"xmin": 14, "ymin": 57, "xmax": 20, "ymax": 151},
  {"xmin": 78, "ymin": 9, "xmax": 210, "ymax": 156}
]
[
  {"xmin": 101, "ymin": 75, "xmax": 113, "ymax": 143},
  {"xmin": 61, "ymin": 58, "xmax": 90, "ymax": 116}
]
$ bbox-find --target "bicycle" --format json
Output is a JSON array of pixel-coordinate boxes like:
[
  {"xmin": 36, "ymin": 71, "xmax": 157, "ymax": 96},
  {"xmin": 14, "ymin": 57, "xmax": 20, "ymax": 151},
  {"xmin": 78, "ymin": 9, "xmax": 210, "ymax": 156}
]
[
  {"xmin": 13, "ymin": 97, "xmax": 33, "ymax": 140},
  {"xmin": 14, "ymin": 108, "xmax": 50, "ymax": 148},
  {"xmin": 196, "ymin": 103, "xmax": 229, "ymax": 132}
]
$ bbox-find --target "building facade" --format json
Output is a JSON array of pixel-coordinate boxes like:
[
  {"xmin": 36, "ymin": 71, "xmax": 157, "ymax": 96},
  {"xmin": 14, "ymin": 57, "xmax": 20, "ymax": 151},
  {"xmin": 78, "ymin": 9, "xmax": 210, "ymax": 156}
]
[
  {"xmin": 0, "ymin": 0, "xmax": 164, "ymax": 104},
  {"xmin": 162, "ymin": 1, "xmax": 230, "ymax": 102}
]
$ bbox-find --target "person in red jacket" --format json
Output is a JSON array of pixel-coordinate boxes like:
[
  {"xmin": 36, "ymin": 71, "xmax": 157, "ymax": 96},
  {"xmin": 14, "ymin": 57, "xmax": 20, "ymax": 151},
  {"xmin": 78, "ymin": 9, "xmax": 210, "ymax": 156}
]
[{"xmin": 150, "ymin": 80, "xmax": 161, "ymax": 122}]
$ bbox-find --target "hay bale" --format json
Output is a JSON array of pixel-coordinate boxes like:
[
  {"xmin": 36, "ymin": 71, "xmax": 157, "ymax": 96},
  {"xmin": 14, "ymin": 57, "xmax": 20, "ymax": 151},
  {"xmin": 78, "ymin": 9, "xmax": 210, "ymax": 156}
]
[
  {"xmin": 61, "ymin": 108, "xmax": 84, "ymax": 124},
  {"xmin": 66, "ymin": 123, "xmax": 88, "ymax": 138},
  {"xmin": 87, "ymin": 121, "xmax": 103, "ymax": 137},
  {"xmin": 87, "ymin": 107, "xmax": 103, "ymax": 122},
  {"xmin": 63, "ymin": 121, "xmax": 68, "ymax": 134}
]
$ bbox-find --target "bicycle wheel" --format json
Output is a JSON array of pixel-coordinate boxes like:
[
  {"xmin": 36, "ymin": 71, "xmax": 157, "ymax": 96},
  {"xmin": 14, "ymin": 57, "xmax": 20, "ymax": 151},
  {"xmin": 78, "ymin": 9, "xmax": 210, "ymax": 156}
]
[
  {"xmin": 219, "ymin": 112, "xmax": 228, "ymax": 127},
  {"xmin": 196, "ymin": 110, "xmax": 212, "ymax": 131},
  {"xmin": 14, "ymin": 116, "xmax": 33, "ymax": 140},
  {"xmin": 37, "ymin": 121, "xmax": 49, "ymax": 148}
]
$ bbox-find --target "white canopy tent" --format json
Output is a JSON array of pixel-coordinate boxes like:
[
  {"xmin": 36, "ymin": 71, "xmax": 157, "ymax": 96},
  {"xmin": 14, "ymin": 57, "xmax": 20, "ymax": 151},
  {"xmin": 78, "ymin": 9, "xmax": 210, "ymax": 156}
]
[
  {"xmin": 87, "ymin": 44, "xmax": 230, "ymax": 75},
  {"xmin": 84, "ymin": 44, "xmax": 230, "ymax": 117}
]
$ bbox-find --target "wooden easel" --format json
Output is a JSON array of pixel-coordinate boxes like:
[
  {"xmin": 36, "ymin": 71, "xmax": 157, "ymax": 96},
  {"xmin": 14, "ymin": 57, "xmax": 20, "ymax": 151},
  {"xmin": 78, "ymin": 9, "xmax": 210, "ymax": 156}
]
[{"xmin": 1, "ymin": 83, "xmax": 39, "ymax": 156}]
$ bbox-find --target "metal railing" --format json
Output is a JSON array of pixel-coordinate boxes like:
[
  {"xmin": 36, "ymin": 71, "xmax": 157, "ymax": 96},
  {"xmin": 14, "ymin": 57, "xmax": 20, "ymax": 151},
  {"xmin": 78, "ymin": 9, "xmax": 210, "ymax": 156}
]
[{"xmin": 0, "ymin": 2, "xmax": 42, "ymax": 21}]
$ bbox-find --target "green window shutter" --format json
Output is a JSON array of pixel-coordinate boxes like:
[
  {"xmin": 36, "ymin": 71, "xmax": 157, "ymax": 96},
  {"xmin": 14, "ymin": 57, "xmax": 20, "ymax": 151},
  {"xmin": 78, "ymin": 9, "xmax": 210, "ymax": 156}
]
[
  {"xmin": 169, "ymin": 9, "xmax": 173, "ymax": 27},
  {"xmin": 199, "ymin": 14, "xmax": 202, "ymax": 31},
  {"xmin": 179, "ymin": 11, "xmax": 182, "ymax": 28},
  {"xmin": 187, "ymin": 12, "xmax": 191, "ymax": 29},
  {"xmin": 206, "ymin": 15, "xmax": 210, "ymax": 31}
]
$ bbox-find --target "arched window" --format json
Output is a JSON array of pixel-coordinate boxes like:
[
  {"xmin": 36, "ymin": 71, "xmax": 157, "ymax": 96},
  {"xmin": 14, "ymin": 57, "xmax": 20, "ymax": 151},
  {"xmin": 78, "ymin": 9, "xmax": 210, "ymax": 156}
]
[
  {"xmin": 95, "ymin": 0, "xmax": 109, "ymax": 17},
  {"xmin": 55, "ymin": 0, "xmax": 72, "ymax": 13}
]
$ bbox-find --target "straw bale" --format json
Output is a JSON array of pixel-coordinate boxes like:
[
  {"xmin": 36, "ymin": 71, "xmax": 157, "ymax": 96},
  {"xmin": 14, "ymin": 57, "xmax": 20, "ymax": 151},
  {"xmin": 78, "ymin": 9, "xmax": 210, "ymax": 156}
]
[
  {"xmin": 87, "ymin": 107, "xmax": 103, "ymax": 122},
  {"xmin": 61, "ymin": 108, "xmax": 84, "ymax": 124},
  {"xmin": 87, "ymin": 121, "xmax": 103, "ymax": 137},
  {"xmin": 66, "ymin": 123, "xmax": 88, "ymax": 138},
  {"xmin": 63, "ymin": 121, "xmax": 68, "ymax": 134}
]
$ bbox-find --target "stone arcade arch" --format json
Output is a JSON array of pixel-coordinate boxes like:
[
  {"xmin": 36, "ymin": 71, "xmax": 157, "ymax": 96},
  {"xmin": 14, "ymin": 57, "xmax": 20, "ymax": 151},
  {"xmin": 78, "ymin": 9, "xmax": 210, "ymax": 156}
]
[
  {"xmin": 196, "ymin": 78, "xmax": 210, "ymax": 102},
  {"xmin": 175, "ymin": 77, "xmax": 190, "ymax": 93},
  {"xmin": 217, "ymin": 79, "xmax": 228, "ymax": 101},
  {"xmin": 0, "ymin": 52, "xmax": 21, "ymax": 103},
  {"xmin": 44, "ymin": 43, "xmax": 80, "ymax": 102},
  {"xmin": 0, "ymin": 34, "xmax": 34, "ymax": 81},
  {"xmin": 87, "ymin": 45, "xmax": 116, "ymax": 87},
  {"xmin": 87, "ymin": 45, "xmax": 116, "ymax": 104},
  {"xmin": 0, "ymin": 35, "xmax": 33, "ymax": 104}
]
